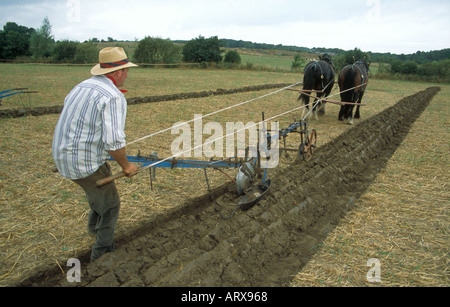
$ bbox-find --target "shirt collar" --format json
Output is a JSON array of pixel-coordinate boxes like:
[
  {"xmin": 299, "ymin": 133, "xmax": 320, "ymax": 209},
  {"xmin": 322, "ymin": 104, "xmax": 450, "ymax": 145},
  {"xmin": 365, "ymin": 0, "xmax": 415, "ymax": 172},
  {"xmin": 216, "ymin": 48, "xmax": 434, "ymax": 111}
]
[{"xmin": 105, "ymin": 75, "xmax": 128, "ymax": 93}]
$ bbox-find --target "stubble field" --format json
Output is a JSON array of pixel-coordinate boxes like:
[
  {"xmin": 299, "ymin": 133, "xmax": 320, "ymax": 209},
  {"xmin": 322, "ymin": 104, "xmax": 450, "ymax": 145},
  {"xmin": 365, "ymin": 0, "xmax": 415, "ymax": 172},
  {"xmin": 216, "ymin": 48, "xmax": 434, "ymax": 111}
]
[{"xmin": 0, "ymin": 63, "xmax": 448, "ymax": 286}]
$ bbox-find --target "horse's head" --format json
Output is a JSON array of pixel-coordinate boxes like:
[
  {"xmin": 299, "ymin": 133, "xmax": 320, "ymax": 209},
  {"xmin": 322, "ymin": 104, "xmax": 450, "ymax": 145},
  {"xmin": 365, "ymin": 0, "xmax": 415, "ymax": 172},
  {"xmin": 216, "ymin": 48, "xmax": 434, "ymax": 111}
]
[
  {"xmin": 355, "ymin": 59, "xmax": 371, "ymax": 72},
  {"xmin": 320, "ymin": 54, "xmax": 335, "ymax": 70}
]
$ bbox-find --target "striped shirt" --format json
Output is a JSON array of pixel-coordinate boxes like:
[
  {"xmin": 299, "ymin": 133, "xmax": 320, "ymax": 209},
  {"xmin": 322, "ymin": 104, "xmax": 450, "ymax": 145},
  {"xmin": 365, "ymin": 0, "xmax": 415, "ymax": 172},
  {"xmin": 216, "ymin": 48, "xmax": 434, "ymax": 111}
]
[{"xmin": 52, "ymin": 75, "xmax": 128, "ymax": 180}]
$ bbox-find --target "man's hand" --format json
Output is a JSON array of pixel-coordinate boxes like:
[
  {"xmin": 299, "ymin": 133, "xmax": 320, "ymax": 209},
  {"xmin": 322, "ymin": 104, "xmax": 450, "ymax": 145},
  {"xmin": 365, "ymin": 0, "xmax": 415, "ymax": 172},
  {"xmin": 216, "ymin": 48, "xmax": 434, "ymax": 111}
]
[
  {"xmin": 122, "ymin": 162, "xmax": 139, "ymax": 177},
  {"xmin": 108, "ymin": 148, "xmax": 138, "ymax": 177}
]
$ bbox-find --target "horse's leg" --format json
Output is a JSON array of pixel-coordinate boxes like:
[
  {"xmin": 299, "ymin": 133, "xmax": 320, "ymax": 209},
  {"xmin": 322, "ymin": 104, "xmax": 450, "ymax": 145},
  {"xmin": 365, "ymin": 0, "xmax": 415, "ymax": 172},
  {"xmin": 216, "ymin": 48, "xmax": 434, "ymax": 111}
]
[
  {"xmin": 338, "ymin": 106, "xmax": 345, "ymax": 121},
  {"xmin": 316, "ymin": 93, "xmax": 325, "ymax": 116},
  {"xmin": 319, "ymin": 85, "xmax": 334, "ymax": 117},
  {"xmin": 301, "ymin": 95, "xmax": 310, "ymax": 120},
  {"xmin": 312, "ymin": 96, "xmax": 320, "ymax": 120},
  {"xmin": 355, "ymin": 92, "xmax": 364, "ymax": 119},
  {"xmin": 317, "ymin": 100, "xmax": 325, "ymax": 116},
  {"xmin": 354, "ymin": 104, "xmax": 361, "ymax": 119},
  {"xmin": 347, "ymin": 92, "xmax": 360, "ymax": 125},
  {"xmin": 308, "ymin": 99, "xmax": 317, "ymax": 120},
  {"xmin": 347, "ymin": 108, "xmax": 354, "ymax": 125},
  {"xmin": 319, "ymin": 82, "xmax": 332, "ymax": 117},
  {"xmin": 318, "ymin": 102, "xmax": 326, "ymax": 116},
  {"xmin": 345, "ymin": 105, "xmax": 355, "ymax": 125}
]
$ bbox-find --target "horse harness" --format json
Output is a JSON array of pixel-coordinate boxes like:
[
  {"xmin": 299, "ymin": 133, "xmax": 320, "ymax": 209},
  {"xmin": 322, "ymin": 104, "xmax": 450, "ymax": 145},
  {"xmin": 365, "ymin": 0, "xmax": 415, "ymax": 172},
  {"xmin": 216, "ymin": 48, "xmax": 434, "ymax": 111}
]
[
  {"xmin": 311, "ymin": 60, "xmax": 335, "ymax": 92},
  {"xmin": 351, "ymin": 62, "xmax": 368, "ymax": 91}
]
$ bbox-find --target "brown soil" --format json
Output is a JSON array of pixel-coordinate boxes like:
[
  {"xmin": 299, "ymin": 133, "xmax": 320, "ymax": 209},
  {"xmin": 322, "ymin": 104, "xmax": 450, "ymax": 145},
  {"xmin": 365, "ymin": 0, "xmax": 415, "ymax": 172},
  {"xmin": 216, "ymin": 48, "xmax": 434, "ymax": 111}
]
[
  {"xmin": 17, "ymin": 87, "xmax": 440, "ymax": 287},
  {"xmin": 0, "ymin": 83, "xmax": 290, "ymax": 119}
]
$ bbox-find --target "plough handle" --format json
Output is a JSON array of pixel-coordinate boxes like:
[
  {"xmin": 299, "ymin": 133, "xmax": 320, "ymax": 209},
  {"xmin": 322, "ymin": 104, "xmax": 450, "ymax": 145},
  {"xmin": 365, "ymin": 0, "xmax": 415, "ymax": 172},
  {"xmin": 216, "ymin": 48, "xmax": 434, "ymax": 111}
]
[
  {"xmin": 96, "ymin": 171, "xmax": 138, "ymax": 187},
  {"xmin": 53, "ymin": 165, "xmax": 139, "ymax": 187}
]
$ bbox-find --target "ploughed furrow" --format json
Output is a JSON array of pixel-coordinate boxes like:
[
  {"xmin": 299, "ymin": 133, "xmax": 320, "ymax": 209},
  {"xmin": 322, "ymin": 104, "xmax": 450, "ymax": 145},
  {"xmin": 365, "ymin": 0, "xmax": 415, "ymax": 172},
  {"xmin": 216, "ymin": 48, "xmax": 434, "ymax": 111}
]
[
  {"xmin": 0, "ymin": 83, "xmax": 291, "ymax": 118},
  {"xmin": 23, "ymin": 87, "xmax": 440, "ymax": 287}
]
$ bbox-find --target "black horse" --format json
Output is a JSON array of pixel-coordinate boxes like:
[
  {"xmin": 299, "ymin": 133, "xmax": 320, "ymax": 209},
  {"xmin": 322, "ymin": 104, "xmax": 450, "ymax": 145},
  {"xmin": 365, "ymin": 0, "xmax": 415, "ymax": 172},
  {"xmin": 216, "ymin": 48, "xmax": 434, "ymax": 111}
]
[
  {"xmin": 338, "ymin": 60, "xmax": 370, "ymax": 125},
  {"xmin": 299, "ymin": 54, "xmax": 335, "ymax": 120}
]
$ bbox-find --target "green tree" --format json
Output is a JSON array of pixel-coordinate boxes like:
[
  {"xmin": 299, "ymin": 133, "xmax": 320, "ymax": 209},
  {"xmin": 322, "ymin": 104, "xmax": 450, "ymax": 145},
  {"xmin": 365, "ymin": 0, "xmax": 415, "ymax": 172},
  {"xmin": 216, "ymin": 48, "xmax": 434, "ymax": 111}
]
[
  {"xmin": 401, "ymin": 61, "xmax": 418, "ymax": 74},
  {"xmin": 0, "ymin": 22, "xmax": 34, "ymax": 59},
  {"xmin": 73, "ymin": 42, "xmax": 98, "ymax": 64},
  {"xmin": 30, "ymin": 17, "xmax": 55, "ymax": 59},
  {"xmin": 53, "ymin": 40, "xmax": 79, "ymax": 62},
  {"xmin": 390, "ymin": 60, "xmax": 403, "ymax": 74},
  {"xmin": 391, "ymin": 60, "xmax": 418, "ymax": 74},
  {"xmin": 182, "ymin": 36, "xmax": 223, "ymax": 64},
  {"xmin": 333, "ymin": 48, "xmax": 369, "ymax": 70},
  {"xmin": 417, "ymin": 61, "xmax": 439, "ymax": 77},
  {"xmin": 224, "ymin": 50, "xmax": 241, "ymax": 64},
  {"xmin": 134, "ymin": 36, "xmax": 182, "ymax": 64},
  {"xmin": 291, "ymin": 54, "xmax": 306, "ymax": 71}
]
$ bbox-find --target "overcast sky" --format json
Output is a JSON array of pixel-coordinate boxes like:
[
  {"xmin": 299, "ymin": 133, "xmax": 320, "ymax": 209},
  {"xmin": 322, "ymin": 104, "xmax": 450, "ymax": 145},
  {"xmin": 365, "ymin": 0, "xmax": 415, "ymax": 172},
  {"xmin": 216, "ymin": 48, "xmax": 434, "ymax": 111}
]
[{"xmin": 1, "ymin": 0, "xmax": 449, "ymax": 54}]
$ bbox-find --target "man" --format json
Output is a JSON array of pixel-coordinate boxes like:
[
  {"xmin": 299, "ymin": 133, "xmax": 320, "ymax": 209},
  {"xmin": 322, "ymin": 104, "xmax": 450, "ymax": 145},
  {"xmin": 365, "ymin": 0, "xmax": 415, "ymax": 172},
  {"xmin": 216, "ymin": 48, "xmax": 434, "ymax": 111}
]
[{"xmin": 52, "ymin": 47, "xmax": 139, "ymax": 262}]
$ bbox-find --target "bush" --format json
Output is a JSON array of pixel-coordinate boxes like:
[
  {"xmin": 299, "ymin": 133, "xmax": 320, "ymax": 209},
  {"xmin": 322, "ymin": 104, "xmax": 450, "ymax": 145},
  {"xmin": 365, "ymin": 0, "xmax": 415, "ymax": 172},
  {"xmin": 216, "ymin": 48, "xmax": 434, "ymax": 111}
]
[
  {"xmin": 134, "ymin": 36, "xmax": 182, "ymax": 64},
  {"xmin": 224, "ymin": 50, "xmax": 241, "ymax": 64},
  {"xmin": 291, "ymin": 54, "xmax": 306, "ymax": 71},
  {"xmin": 373, "ymin": 59, "xmax": 450, "ymax": 83},
  {"xmin": 182, "ymin": 36, "xmax": 223, "ymax": 64},
  {"xmin": 53, "ymin": 40, "xmax": 78, "ymax": 62},
  {"xmin": 391, "ymin": 60, "xmax": 418, "ymax": 74},
  {"xmin": 333, "ymin": 48, "xmax": 369, "ymax": 71},
  {"xmin": 73, "ymin": 43, "xmax": 98, "ymax": 64}
]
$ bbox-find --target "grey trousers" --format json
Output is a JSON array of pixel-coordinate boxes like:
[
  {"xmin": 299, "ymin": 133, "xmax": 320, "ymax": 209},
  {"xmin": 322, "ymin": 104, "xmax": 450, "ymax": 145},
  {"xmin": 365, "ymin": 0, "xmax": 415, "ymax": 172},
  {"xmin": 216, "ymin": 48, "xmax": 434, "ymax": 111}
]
[{"xmin": 73, "ymin": 163, "xmax": 120, "ymax": 262}]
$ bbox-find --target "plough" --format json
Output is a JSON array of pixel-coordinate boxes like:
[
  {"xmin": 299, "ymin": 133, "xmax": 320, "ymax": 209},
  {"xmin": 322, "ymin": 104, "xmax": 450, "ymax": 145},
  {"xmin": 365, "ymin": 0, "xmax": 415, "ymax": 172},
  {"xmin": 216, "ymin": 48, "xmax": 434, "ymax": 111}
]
[
  {"xmin": 95, "ymin": 117, "xmax": 317, "ymax": 218},
  {"xmin": 0, "ymin": 88, "xmax": 38, "ymax": 105},
  {"xmin": 98, "ymin": 150, "xmax": 271, "ymax": 218},
  {"xmin": 274, "ymin": 119, "xmax": 317, "ymax": 162}
]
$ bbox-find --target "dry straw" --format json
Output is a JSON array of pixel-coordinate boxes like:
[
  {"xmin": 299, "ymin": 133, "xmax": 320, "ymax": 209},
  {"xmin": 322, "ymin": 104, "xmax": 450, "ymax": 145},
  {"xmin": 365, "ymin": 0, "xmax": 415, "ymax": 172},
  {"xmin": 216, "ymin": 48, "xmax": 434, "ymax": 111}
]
[
  {"xmin": 292, "ymin": 87, "xmax": 449, "ymax": 287},
  {"xmin": 1, "ymin": 74, "xmax": 448, "ymax": 286}
]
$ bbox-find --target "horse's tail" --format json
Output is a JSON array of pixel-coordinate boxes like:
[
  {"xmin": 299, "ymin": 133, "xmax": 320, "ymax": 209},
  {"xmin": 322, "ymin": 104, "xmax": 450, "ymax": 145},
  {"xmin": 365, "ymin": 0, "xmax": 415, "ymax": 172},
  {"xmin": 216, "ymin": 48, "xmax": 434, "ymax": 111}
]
[
  {"xmin": 298, "ymin": 62, "xmax": 318, "ymax": 104},
  {"xmin": 341, "ymin": 66, "xmax": 355, "ymax": 103}
]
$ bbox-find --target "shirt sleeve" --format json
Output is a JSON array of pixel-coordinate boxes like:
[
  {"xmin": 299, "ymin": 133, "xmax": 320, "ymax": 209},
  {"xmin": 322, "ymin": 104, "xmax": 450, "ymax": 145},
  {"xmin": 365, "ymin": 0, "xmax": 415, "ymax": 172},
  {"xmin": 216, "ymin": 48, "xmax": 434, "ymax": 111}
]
[{"xmin": 102, "ymin": 95, "xmax": 127, "ymax": 151}]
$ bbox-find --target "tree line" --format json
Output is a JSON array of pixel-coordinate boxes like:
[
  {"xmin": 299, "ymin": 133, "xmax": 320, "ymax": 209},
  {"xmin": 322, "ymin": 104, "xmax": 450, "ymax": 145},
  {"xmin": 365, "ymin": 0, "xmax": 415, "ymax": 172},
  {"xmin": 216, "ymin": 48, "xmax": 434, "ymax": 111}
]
[
  {"xmin": 0, "ymin": 19, "xmax": 99, "ymax": 64},
  {"xmin": 1, "ymin": 19, "xmax": 448, "ymax": 82},
  {"xmin": 0, "ymin": 19, "xmax": 240, "ymax": 66},
  {"xmin": 328, "ymin": 48, "xmax": 449, "ymax": 82}
]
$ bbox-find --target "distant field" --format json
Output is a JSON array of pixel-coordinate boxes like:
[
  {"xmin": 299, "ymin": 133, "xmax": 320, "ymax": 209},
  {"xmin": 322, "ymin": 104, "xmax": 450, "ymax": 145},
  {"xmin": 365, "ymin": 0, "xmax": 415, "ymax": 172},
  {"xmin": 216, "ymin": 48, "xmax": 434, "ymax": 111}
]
[
  {"xmin": 104, "ymin": 40, "xmax": 304, "ymax": 72},
  {"xmin": 0, "ymin": 63, "xmax": 301, "ymax": 109},
  {"xmin": 240, "ymin": 53, "xmax": 293, "ymax": 71}
]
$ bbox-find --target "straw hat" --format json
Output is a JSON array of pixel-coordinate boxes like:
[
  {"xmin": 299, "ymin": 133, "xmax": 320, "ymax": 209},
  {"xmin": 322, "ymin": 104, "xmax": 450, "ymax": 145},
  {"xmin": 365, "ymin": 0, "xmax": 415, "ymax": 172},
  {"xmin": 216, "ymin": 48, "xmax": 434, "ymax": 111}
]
[{"xmin": 91, "ymin": 47, "xmax": 138, "ymax": 76}]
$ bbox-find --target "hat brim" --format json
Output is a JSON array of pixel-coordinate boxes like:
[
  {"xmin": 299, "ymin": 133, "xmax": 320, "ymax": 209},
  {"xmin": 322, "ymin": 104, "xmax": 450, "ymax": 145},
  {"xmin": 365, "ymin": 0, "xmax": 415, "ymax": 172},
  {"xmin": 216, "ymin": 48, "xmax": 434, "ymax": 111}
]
[{"xmin": 91, "ymin": 62, "xmax": 139, "ymax": 76}]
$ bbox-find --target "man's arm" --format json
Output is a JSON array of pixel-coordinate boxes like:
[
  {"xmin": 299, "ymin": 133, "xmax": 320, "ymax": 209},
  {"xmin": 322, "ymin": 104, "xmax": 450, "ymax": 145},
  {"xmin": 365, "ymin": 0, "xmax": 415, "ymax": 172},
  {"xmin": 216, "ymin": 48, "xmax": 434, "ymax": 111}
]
[{"xmin": 108, "ymin": 147, "xmax": 139, "ymax": 176}]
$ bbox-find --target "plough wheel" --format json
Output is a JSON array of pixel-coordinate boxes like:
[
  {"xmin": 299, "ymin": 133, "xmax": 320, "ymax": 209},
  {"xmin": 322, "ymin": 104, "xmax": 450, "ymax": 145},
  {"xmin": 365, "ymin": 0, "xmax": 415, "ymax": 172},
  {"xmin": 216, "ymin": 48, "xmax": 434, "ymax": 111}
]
[{"xmin": 303, "ymin": 129, "xmax": 317, "ymax": 162}]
